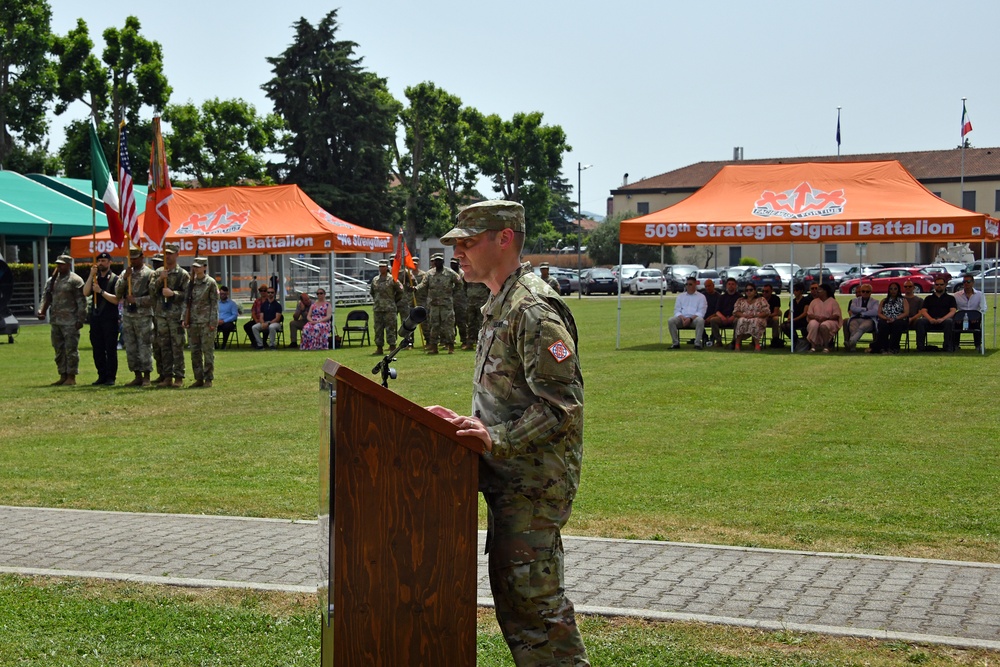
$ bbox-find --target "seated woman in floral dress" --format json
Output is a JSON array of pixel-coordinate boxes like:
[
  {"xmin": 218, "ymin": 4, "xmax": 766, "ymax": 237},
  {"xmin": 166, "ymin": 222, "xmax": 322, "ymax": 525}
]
[
  {"xmin": 871, "ymin": 281, "xmax": 909, "ymax": 354},
  {"xmin": 732, "ymin": 284, "xmax": 771, "ymax": 351},
  {"xmin": 300, "ymin": 289, "xmax": 332, "ymax": 351}
]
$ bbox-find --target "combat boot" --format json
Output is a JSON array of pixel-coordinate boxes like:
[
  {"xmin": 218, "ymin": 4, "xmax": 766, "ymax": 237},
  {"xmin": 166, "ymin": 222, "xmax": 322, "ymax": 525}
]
[
  {"xmin": 426, "ymin": 344, "xmax": 439, "ymax": 355},
  {"xmin": 62, "ymin": 375, "xmax": 76, "ymax": 386},
  {"xmin": 125, "ymin": 372, "xmax": 143, "ymax": 387},
  {"xmin": 141, "ymin": 372, "xmax": 151, "ymax": 387},
  {"xmin": 172, "ymin": 376, "xmax": 184, "ymax": 388},
  {"xmin": 152, "ymin": 374, "xmax": 167, "ymax": 384},
  {"xmin": 374, "ymin": 347, "xmax": 383, "ymax": 355},
  {"xmin": 203, "ymin": 380, "xmax": 213, "ymax": 388},
  {"xmin": 189, "ymin": 379, "xmax": 204, "ymax": 388},
  {"xmin": 447, "ymin": 344, "xmax": 454, "ymax": 354},
  {"xmin": 461, "ymin": 342, "xmax": 474, "ymax": 351},
  {"xmin": 157, "ymin": 376, "xmax": 172, "ymax": 388},
  {"xmin": 51, "ymin": 374, "xmax": 67, "ymax": 386}
]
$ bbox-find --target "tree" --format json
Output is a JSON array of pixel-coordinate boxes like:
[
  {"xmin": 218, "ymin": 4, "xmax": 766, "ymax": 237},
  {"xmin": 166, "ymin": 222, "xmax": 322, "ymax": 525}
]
[
  {"xmin": 0, "ymin": 0, "xmax": 57, "ymax": 167},
  {"xmin": 587, "ymin": 212, "xmax": 673, "ymax": 266},
  {"xmin": 53, "ymin": 15, "xmax": 171, "ymax": 180},
  {"xmin": 163, "ymin": 98, "xmax": 282, "ymax": 186},
  {"xmin": 263, "ymin": 10, "xmax": 398, "ymax": 230},
  {"xmin": 467, "ymin": 110, "xmax": 571, "ymax": 237}
]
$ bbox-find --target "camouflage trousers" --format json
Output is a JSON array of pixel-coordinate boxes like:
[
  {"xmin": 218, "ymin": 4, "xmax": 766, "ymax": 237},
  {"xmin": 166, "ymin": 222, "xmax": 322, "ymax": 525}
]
[
  {"xmin": 426, "ymin": 303, "xmax": 455, "ymax": 347},
  {"xmin": 484, "ymin": 494, "xmax": 590, "ymax": 667},
  {"xmin": 467, "ymin": 304, "xmax": 485, "ymax": 346},
  {"xmin": 50, "ymin": 323, "xmax": 81, "ymax": 376},
  {"xmin": 373, "ymin": 308, "xmax": 397, "ymax": 349},
  {"xmin": 454, "ymin": 303, "xmax": 469, "ymax": 344},
  {"xmin": 152, "ymin": 322, "xmax": 163, "ymax": 376},
  {"xmin": 155, "ymin": 316, "xmax": 186, "ymax": 378},
  {"xmin": 122, "ymin": 315, "xmax": 153, "ymax": 373},
  {"xmin": 188, "ymin": 324, "xmax": 215, "ymax": 381}
]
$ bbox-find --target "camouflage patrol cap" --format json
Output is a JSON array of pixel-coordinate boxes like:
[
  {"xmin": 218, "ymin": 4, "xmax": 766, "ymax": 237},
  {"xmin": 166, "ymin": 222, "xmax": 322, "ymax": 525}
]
[
  {"xmin": 539, "ymin": 262, "xmax": 550, "ymax": 269},
  {"xmin": 377, "ymin": 259, "xmax": 388, "ymax": 267},
  {"xmin": 129, "ymin": 246, "xmax": 144, "ymax": 259},
  {"xmin": 440, "ymin": 200, "xmax": 525, "ymax": 245},
  {"xmin": 163, "ymin": 242, "xmax": 180, "ymax": 254},
  {"xmin": 431, "ymin": 252, "xmax": 444, "ymax": 261},
  {"xmin": 55, "ymin": 254, "xmax": 72, "ymax": 264},
  {"xmin": 191, "ymin": 257, "xmax": 208, "ymax": 268}
]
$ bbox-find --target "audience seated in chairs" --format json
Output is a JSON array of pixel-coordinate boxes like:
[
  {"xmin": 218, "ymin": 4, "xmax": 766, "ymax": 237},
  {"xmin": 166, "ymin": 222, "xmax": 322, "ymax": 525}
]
[
  {"xmin": 216, "ymin": 285, "xmax": 240, "ymax": 349},
  {"xmin": 243, "ymin": 285, "xmax": 268, "ymax": 348},
  {"xmin": 288, "ymin": 291, "xmax": 312, "ymax": 349},
  {"xmin": 902, "ymin": 280, "xmax": 924, "ymax": 344},
  {"xmin": 252, "ymin": 287, "xmax": 283, "ymax": 350},
  {"xmin": 668, "ymin": 277, "xmax": 707, "ymax": 349},
  {"xmin": 707, "ymin": 277, "xmax": 740, "ymax": 347},
  {"xmin": 843, "ymin": 284, "xmax": 879, "ymax": 352},
  {"xmin": 806, "ymin": 284, "xmax": 842, "ymax": 352},
  {"xmin": 952, "ymin": 274, "xmax": 986, "ymax": 351},
  {"xmin": 760, "ymin": 285, "xmax": 783, "ymax": 348},
  {"xmin": 300, "ymin": 289, "xmax": 332, "ymax": 351},
  {"xmin": 915, "ymin": 277, "xmax": 957, "ymax": 352},
  {"xmin": 732, "ymin": 284, "xmax": 770, "ymax": 351},
  {"xmin": 869, "ymin": 282, "xmax": 909, "ymax": 355},
  {"xmin": 782, "ymin": 282, "xmax": 812, "ymax": 352}
]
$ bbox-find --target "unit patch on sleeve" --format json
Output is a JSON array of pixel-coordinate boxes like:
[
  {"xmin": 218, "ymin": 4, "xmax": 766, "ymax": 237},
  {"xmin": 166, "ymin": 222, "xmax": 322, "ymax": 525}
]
[{"xmin": 547, "ymin": 339, "xmax": 572, "ymax": 363}]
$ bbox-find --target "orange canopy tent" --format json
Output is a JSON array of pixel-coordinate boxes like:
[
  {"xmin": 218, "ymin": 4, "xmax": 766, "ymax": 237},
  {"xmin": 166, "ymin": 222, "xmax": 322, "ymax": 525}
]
[
  {"xmin": 70, "ymin": 184, "xmax": 393, "ymax": 257},
  {"xmin": 620, "ymin": 160, "xmax": 999, "ymax": 246}
]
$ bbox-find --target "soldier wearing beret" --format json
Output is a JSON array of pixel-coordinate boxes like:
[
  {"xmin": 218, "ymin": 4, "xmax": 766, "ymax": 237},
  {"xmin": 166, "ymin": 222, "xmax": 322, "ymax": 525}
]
[
  {"xmin": 417, "ymin": 252, "xmax": 461, "ymax": 354},
  {"xmin": 115, "ymin": 246, "xmax": 156, "ymax": 386},
  {"xmin": 369, "ymin": 259, "xmax": 403, "ymax": 355},
  {"xmin": 37, "ymin": 255, "xmax": 87, "ymax": 385},
  {"xmin": 183, "ymin": 257, "xmax": 218, "ymax": 387},
  {"xmin": 427, "ymin": 200, "xmax": 590, "ymax": 666},
  {"xmin": 151, "ymin": 243, "xmax": 190, "ymax": 387},
  {"xmin": 83, "ymin": 251, "xmax": 120, "ymax": 385}
]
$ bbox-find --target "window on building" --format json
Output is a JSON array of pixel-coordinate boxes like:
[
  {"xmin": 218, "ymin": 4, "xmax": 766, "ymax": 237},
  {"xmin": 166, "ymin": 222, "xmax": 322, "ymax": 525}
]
[
  {"xmin": 636, "ymin": 202, "xmax": 649, "ymax": 215},
  {"xmin": 963, "ymin": 190, "xmax": 976, "ymax": 211},
  {"xmin": 932, "ymin": 191, "xmax": 942, "ymax": 199},
  {"xmin": 824, "ymin": 245, "xmax": 838, "ymax": 263},
  {"xmin": 728, "ymin": 246, "xmax": 742, "ymax": 266},
  {"xmin": 994, "ymin": 189, "xmax": 1000, "ymax": 212}
]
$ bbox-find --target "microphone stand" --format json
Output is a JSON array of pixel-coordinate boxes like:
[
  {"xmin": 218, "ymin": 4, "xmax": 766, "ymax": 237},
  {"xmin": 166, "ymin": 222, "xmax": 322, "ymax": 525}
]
[{"xmin": 372, "ymin": 332, "xmax": 415, "ymax": 388}]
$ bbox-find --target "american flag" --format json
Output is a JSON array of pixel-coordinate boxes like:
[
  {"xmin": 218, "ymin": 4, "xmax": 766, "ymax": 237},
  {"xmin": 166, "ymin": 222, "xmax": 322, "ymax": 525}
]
[{"xmin": 118, "ymin": 123, "xmax": 139, "ymax": 244}]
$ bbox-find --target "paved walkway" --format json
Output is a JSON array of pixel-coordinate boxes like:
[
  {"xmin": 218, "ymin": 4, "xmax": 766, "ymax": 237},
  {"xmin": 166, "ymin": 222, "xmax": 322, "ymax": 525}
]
[{"xmin": 1, "ymin": 506, "xmax": 998, "ymax": 651}]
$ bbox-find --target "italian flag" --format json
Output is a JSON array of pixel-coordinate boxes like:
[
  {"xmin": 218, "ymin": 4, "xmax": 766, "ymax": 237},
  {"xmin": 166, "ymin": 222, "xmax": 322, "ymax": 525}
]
[
  {"xmin": 89, "ymin": 118, "xmax": 124, "ymax": 247},
  {"xmin": 961, "ymin": 101, "xmax": 973, "ymax": 138}
]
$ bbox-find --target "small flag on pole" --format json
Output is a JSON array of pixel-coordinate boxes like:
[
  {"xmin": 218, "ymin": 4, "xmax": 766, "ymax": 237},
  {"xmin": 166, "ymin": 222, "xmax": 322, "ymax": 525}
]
[
  {"xmin": 836, "ymin": 108, "xmax": 842, "ymax": 147},
  {"xmin": 89, "ymin": 119, "xmax": 123, "ymax": 246},
  {"xmin": 118, "ymin": 122, "xmax": 140, "ymax": 244},
  {"xmin": 961, "ymin": 100, "xmax": 973, "ymax": 138},
  {"xmin": 143, "ymin": 116, "xmax": 173, "ymax": 247},
  {"xmin": 391, "ymin": 229, "xmax": 416, "ymax": 281}
]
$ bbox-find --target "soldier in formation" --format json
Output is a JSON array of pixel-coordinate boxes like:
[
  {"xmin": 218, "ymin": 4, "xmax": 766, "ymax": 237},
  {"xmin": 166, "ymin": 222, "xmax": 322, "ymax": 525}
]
[
  {"xmin": 417, "ymin": 252, "xmax": 461, "ymax": 354},
  {"xmin": 396, "ymin": 260, "xmax": 422, "ymax": 348},
  {"xmin": 451, "ymin": 257, "xmax": 471, "ymax": 350},
  {"xmin": 115, "ymin": 246, "xmax": 156, "ymax": 387},
  {"xmin": 184, "ymin": 257, "xmax": 219, "ymax": 388},
  {"xmin": 151, "ymin": 243, "xmax": 190, "ymax": 388},
  {"xmin": 82, "ymin": 252, "xmax": 120, "ymax": 385},
  {"xmin": 465, "ymin": 280, "xmax": 491, "ymax": 348},
  {"xmin": 539, "ymin": 261, "xmax": 560, "ymax": 292},
  {"xmin": 369, "ymin": 259, "xmax": 403, "ymax": 355},
  {"xmin": 428, "ymin": 200, "xmax": 590, "ymax": 666},
  {"xmin": 37, "ymin": 255, "xmax": 87, "ymax": 386}
]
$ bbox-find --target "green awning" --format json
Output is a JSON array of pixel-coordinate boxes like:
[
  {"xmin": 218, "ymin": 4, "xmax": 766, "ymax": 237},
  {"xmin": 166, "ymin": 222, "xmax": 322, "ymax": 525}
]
[
  {"xmin": 26, "ymin": 173, "xmax": 147, "ymax": 215},
  {"xmin": 0, "ymin": 171, "xmax": 112, "ymax": 239}
]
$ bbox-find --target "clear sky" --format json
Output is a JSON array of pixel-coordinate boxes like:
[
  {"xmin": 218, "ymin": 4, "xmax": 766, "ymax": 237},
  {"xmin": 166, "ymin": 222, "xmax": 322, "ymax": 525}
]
[{"xmin": 46, "ymin": 0, "xmax": 1000, "ymax": 217}]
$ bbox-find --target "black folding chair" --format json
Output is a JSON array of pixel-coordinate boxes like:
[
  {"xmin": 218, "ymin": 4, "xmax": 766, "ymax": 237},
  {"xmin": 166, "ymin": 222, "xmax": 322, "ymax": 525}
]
[{"xmin": 341, "ymin": 310, "xmax": 371, "ymax": 346}]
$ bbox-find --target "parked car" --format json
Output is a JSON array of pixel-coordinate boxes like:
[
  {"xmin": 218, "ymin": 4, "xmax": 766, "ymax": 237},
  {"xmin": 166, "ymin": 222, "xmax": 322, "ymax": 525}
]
[
  {"xmin": 533, "ymin": 266, "xmax": 570, "ymax": 294},
  {"xmin": 842, "ymin": 264, "xmax": 883, "ymax": 281},
  {"xmin": 718, "ymin": 265, "xmax": 754, "ymax": 285},
  {"xmin": 740, "ymin": 266, "xmax": 782, "ymax": 294},
  {"xmin": 559, "ymin": 268, "xmax": 580, "ymax": 294},
  {"xmin": 581, "ymin": 267, "xmax": 618, "ymax": 295},
  {"xmin": 628, "ymin": 269, "xmax": 666, "ymax": 294},
  {"xmin": 838, "ymin": 267, "xmax": 936, "ymax": 294},
  {"xmin": 797, "ymin": 267, "xmax": 836, "ymax": 290},
  {"xmin": 664, "ymin": 264, "xmax": 700, "ymax": 292},
  {"xmin": 948, "ymin": 267, "xmax": 1000, "ymax": 292},
  {"xmin": 801, "ymin": 265, "xmax": 846, "ymax": 288},
  {"xmin": 822, "ymin": 262, "xmax": 854, "ymax": 285},
  {"xmin": 611, "ymin": 264, "xmax": 646, "ymax": 291},
  {"xmin": 928, "ymin": 262, "xmax": 968, "ymax": 278},
  {"xmin": 763, "ymin": 263, "xmax": 801, "ymax": 290},
  {"xmin": 689, "ymin": 269, "xmax": 720, "ymax": 289}
]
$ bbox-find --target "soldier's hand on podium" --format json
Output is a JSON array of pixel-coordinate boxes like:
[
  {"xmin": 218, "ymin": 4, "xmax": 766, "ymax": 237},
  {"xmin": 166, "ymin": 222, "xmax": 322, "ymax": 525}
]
[{"xmin": 426, "ymin": 405, "xmax": 492, "ymax": 452}]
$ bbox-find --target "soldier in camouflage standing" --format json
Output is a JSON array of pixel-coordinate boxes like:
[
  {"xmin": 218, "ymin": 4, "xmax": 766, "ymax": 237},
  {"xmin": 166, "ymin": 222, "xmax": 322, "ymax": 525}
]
[
  {"xmin": 369, "ymin": 259, "xmax": 402, "ymax": 355},
  {"xmin": 396, "ymin": 264, "xmax": 418, "ymax": 348},
  {"xmin": 451, "ymin": 257, "xmax": 471, "ymax": 350},
  {"xmin": 465, "ymin": 280, "xmax": 491, "ymax": 349},
  {"xmin": 417, "ymin": 252, "xmax": 461, "ymax": 354},
  {"xmin": 183, "ymin": 257, "xmax": 218, "ymax": 388},
  {"xmin": 115, "ymin": 246, "xmax": 156, "ymax": 387},
  {"xmin": 428, "ymin": 200, "xmax": 590, "ymax": 667},
  {"xmin": 539, "ymin": 262, "xmax": 560, "ymax": 292},
  {"xmin": 36, "ymin": 255, "xmax": 87, "ymax": 386},
  {"xmin": 151, "ymin": 243, "xmax": 190, "ymax": 388},
  {"xmin": 150, "ymin": 253, "xmax": 166, "ymax": 382}
]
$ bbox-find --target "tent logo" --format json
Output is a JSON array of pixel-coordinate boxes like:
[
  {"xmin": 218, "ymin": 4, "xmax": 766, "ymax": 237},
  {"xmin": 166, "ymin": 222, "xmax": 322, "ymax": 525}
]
[
  {"xmin": 176, "ymin": 206, "xmax": 250, "ymax": 235},
  {"xmin": 753, "ymin": 182, "xmax": 846, "ymax": 219},
  {"xmin": 316, "ymin": 209, "xmax": 352, "ymax": 228}
]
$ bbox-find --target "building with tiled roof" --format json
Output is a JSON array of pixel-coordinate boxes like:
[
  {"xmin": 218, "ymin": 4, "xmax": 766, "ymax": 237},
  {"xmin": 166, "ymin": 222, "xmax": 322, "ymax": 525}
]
[{"xmin": 609, "ymin": 147, "xmax": 1000, "ymax": 267}]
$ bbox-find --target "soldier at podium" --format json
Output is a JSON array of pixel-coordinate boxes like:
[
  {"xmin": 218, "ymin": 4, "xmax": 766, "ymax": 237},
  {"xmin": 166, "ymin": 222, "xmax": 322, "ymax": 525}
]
[{"xmin": 429, "ymin": 200, "xmax": 590, "ymax": 666}]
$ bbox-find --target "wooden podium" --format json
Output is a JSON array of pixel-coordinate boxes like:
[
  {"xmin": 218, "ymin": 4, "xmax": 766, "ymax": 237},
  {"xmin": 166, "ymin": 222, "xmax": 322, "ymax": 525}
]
[{"xmin": 319, "ymin": 360, "xmax": 483, "ymax": 666}]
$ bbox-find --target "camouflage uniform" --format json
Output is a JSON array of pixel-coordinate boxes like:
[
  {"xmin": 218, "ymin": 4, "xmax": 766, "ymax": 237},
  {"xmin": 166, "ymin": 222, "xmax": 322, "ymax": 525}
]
[
  {"xmin": 466, "ymin": 281, "xmax": 491, "ymax": 347},
  {"xmin": 43, "ymin": 265, "xmax": 87, "ymax": 379},
  {"xmin": 185, "ymin": 267, "xmax": 219, "ymax": 384},
  {"xmin": 369, "ymin": 270, "xmax": 403, "ymax": 351},
  {"xmin": 539, "ymin": 263, "xmax": 560, "ymax": 293},
  {"xmin": 151, "ymin": 262, "xmax": 191, "ymax": 383},
  {"xmin": 115, "ymin": 261, "xmax": 155, "ymax": 375},
  {"xmin": 474, "ymin": 264, "xmax": 588, "ymax": 667},
  {"xmin": 396, "ymin": 269, "xmax": 420, "ymax": 344},
  {"xmin": 451, "ymin": 261, "xmax": 470, "ymax": 348},
  {"xmin": 418, "ymin": 261, "xmax": 461, "ymax": 352}
]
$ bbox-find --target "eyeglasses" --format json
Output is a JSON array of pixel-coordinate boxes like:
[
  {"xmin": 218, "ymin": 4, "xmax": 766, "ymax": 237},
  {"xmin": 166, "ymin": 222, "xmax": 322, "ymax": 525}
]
[
  {"xmin": 860, "ymin": 290, "xmax": 872, "ymax": 294},
  {"xmin": 267, "ymin": 291, "xmax": 276, "ymax": 295},
  {"xmin": 316, "ymin": 291, "xmax": 326, "ymax": 295},
  {"xmin": 963, "ymin": 279, "xmax": 974, "ymax": 284}
]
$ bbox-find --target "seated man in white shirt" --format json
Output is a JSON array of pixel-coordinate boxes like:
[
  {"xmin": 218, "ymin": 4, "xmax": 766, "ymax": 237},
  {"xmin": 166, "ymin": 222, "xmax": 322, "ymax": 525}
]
[
  {"xmin": 843, "ymin": 284, "xmax": 879, "ymax": 351},
  {"xmin": 953, "ymin": 274, "xmax": 986, "ymax": 350},
  {"xmin": 668, "ymin": 276, "xmax": 708, "ymax": 349}
]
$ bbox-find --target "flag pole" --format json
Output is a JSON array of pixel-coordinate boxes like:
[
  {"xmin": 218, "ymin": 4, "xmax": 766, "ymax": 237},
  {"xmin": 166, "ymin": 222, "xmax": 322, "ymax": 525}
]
[
  {"xmin": 960, "ymin": 98, "xmax": 968, "ymax": 210},
  {"xmin": 836, "ymin": 107, "xmax": 842, "ymax": 160}
]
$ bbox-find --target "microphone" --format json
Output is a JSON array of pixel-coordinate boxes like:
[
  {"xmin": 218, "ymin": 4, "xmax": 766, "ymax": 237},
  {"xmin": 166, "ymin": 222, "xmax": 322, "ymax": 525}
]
[{"xmin": 398, "ymin": 306, "xmax": 427, "ymax": 338}]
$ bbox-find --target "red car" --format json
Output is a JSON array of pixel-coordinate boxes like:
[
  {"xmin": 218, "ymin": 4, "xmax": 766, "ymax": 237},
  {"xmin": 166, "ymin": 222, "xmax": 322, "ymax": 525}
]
[{"xmin": 838, "ymin": 267, "xmax": 936, "ymax": 294}]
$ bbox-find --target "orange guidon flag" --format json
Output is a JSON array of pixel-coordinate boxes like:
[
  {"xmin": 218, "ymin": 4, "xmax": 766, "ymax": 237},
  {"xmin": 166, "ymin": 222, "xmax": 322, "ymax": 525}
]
[
  {"xmin": 391, "ymin": 229, "xmax": 416, "ymax": 281},
  {"xmin": 143, "ymin": 116, "xmax": 173, "ymax": 247}
]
